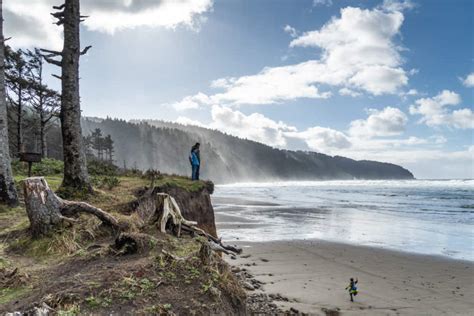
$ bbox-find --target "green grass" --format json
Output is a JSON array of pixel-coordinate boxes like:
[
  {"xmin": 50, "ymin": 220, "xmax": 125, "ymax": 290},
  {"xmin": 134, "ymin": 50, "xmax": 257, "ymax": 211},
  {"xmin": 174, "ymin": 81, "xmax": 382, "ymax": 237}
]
[
  {"xmin": 0, "ymin": 287, "xmax": 31, "ymax": 305},
  {"xmin": 154, "ymin": 175, "xmax": 208, "ymax": 192}
]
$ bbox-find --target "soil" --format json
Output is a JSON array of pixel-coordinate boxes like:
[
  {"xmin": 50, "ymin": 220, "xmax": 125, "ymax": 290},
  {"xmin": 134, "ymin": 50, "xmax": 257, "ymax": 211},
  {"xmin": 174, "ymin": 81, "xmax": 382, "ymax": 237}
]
[{"xmin": 1, "ymin": 231, "xmax": 246, "ymax": 315}]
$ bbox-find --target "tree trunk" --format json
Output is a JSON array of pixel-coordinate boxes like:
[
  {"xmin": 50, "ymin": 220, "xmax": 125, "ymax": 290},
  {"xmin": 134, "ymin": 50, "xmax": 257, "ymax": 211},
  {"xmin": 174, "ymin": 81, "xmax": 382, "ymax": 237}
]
[
  {"xmin": 23, "ymin": 177, "xmax": 118, "ymax": 237},
  {"xmin": 0, "ymin": 1, "xmax": 18, "ymax": 207},
  {"xmin": 40, "ymin": 113, "xmax": 46, "ymax": 157},
  {"xmin": 60, "ymin": 0, "xmax": 91, "ymax": 192},
  {"xmin": 16, "ymin": 84, "xmax": 22, "ymax": 154}
]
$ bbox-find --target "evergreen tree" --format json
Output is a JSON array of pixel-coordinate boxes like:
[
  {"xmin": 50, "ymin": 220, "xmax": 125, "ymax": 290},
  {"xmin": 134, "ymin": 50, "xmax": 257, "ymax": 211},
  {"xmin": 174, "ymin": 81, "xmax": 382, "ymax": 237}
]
[
  {"xmin": 4, "ymin": 47, "xmax": 29, "ymax": 156},
  {"xmin": 41, "ymin": 0, "xmax": 93, "ymax": 193},
  {"xmin": 26, "ymin": 48, "xmax": 60, "ymax": 157}
]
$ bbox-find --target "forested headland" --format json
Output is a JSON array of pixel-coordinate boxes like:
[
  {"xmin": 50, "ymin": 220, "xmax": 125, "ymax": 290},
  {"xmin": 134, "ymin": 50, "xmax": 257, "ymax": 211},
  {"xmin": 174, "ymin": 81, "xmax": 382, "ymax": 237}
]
[{"xmin": 82, "ymin": 117, "xmax": 414, "ymax": 183}]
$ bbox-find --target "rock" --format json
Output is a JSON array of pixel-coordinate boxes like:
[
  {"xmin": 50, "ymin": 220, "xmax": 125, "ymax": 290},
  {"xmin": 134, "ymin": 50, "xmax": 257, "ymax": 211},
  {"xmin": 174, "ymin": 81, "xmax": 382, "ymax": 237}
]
[{"xmin": 243, "ymin": 281, "xmax": 255, "ymax": 291}]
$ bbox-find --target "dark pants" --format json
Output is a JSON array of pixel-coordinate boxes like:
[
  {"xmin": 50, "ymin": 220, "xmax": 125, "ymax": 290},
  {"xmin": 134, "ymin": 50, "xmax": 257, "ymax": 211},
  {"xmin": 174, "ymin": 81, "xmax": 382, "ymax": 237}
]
[{"xmin": 192, "ymin": 164, "xmax": 199, "ymax": 181}]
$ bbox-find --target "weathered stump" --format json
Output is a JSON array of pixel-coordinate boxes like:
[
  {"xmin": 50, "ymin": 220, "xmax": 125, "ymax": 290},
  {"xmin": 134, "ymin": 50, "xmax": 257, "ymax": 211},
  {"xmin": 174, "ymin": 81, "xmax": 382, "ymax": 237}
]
[{"xmin": 23, "ymin": 177, "xmax": 118, "ymax": 237}]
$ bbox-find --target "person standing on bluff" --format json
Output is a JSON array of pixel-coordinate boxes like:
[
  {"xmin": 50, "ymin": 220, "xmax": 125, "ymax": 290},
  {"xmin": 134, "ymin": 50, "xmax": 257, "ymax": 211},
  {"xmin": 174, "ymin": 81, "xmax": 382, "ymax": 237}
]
[{"xmin": 189, "ymin": 143, "xmax": 200, "ymax": 181}]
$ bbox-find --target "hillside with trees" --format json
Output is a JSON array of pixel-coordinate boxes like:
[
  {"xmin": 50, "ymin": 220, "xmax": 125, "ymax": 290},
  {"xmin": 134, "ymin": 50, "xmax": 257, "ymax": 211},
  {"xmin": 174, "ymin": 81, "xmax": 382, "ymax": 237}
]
[{"xmin": 82, "ymin": 118, "xmax": 414, "ymax": 183}]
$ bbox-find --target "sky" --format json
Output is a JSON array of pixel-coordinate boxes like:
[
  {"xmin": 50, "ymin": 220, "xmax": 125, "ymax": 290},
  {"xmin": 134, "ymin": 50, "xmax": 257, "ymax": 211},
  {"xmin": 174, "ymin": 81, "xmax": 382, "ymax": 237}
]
[{"xmin": 4, "ymin": 0, "xmax": 473, "ymax": 179}]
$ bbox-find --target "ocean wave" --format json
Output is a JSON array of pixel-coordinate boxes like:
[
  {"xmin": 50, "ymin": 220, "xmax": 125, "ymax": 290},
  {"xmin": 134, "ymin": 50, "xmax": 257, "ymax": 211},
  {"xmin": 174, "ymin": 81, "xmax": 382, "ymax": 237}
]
[{"xmin": 217, "ymin": 179, "xmax": 474, "ymax": 189}]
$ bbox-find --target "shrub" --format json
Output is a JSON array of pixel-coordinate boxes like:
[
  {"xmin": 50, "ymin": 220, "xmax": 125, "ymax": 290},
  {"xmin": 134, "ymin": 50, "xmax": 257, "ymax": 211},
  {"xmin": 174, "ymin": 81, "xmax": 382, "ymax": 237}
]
[
  {"xmin": 87, "ymin": 159, "xmax": 119, "ymax": 176},
  {"xmin": 11, "ymin": 158, "xmax": 63, "ymax": 177},
  {"xmin": 91, "ymin": 175, "xmax": 120, "ymax": 190},
  {"xmin": 119, "ymin": 167, "xmax": 143, "ymax": 177}
]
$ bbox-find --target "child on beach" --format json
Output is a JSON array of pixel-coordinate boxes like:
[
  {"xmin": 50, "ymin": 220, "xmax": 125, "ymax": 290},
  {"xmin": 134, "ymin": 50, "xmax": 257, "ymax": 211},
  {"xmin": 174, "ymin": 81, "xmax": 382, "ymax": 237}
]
[{"xmin": 345, "ymin": 278, "xmax": 358, "ymax": 302}]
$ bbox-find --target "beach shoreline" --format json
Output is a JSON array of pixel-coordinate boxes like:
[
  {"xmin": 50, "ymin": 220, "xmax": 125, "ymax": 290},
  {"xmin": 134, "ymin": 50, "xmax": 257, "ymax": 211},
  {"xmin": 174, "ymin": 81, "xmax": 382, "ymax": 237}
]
[{"xmin": 224, "ymin": 239, "xmax": 474, "ymax": 315}]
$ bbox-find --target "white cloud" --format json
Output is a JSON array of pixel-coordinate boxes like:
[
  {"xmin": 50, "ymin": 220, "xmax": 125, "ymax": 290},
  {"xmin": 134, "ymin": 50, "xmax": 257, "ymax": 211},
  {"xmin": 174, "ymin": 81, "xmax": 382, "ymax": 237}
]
[
  {"xmin": 339, "ymin": 87, "xmax": 362, "ymax": 97},
  {"xmin": 167, "ymin": 3, "xmax": 411, "ymax": 109},
  {"xmin": 462, "ymin": 73, "xmax": 474, "ymax": 87},
  {"xmin": 210, "ymin": 62, "xmax": 333, "ymax": 105},
  {"xmin": 283, "ymin": 25, "xmax": 298, "ymax": 38},
  {"xmin": 209, "ymin": 105, "xmax": 297, "ymax": 147},
  {"xmin": 287, "ymin": 127, "xmax": 351, "ymax": 153},
  {"xmin": 175, "ymin": 116, "xmax": 207, "ymax": 127},
  {"xmin": 82, "ymin": 0, "xmax": 213, "ymax": 34},
  {"xmin": 349, "ymin": 107, "xmax": 408, "ymax": 138},
  {"xmin": 4, "ymin": 0, "xmax": 214, "ymax": 48},
  {"xmin": 409, "ymin": 90, "xmax": 473, "ymax": 129},
  {"xmin": 380, "ymin": 0, "xmax": 415, "ymax": 12},
  {"xmin": 4, "ymin": 1, "xmax": 63, "ymax": 49},
  {"xmin": 290, "ymin": 6, "xmax": 408, "ymax": 95},
  {"xmin": 170, "ymin": 92, "xmax": 212, "ymax": 111},
  {"xmin": 313, "ymin": 0, "xmax": 333, "ymax": 7}
]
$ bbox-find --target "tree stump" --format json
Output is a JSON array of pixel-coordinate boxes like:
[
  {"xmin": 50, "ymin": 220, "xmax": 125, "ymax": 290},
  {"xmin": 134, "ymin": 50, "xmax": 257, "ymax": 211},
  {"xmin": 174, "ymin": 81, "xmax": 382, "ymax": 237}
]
[{"xmin": 23, "ymin": 177, "xmax": 118, "ymax": 237}]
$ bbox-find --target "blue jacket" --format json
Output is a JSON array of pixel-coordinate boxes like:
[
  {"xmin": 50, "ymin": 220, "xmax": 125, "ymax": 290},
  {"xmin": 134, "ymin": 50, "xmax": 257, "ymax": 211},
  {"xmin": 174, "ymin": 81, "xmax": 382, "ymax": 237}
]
[{"xmin": 189, "ymin": 150, "xmax": 200, "ymax": 166}]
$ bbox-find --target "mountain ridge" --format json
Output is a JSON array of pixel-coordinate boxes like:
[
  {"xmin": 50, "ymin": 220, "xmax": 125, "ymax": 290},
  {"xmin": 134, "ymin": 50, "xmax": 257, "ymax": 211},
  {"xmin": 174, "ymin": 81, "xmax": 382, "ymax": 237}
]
[{"xmin": 81, "ymin": 117, "xmax": 414, "ymax": 183}]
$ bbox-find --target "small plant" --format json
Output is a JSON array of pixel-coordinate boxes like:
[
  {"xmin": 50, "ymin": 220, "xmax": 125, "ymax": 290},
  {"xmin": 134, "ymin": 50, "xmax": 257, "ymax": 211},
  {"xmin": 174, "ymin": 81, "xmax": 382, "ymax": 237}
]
[
  {"xmin": 57, "ymin": 304, "xmax": 81, "ymax": 316},
  {"xmin": 91, "ymin": 175, "xmax": 120, "ymax": 190},
  {"xmin": 85, "ymin": 295, "xmax": 101, "ymax": 308},
  {"xmin": 142, "ymin": 169, "xmax": 162, "ymax": 187},
  {"xmin": 201, "ymin": 279, "xmax": 213, "ymax": 293}
]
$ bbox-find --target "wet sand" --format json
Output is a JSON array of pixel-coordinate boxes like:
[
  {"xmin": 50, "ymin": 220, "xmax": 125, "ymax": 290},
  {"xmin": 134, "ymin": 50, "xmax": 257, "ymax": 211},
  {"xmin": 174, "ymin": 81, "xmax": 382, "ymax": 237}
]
[{"xmin": 225, "ymin": 240, "xmax": 474, "ymax": 315}]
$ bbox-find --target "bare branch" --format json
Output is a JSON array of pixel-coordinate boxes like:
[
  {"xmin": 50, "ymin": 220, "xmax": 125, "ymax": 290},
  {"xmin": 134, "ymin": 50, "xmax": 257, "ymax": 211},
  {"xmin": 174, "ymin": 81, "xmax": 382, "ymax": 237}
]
[
  {"xmin": 51, "ymin": 11, "xmax": 65, "ymax": 19},
  {"xmin": 51, "ymin": 74, "xmax": 62, "ymax": 80},
  {"xmin": 39, "ymin": 48, "xmax": 62, "ymax": 56},
  {"xmin": 52, "ymin": 4, "xmax": 65, "ymax": 10},
  {"xmin": 80, "ymin": 45, "xmax": 92, "ymax": 56},
  {"xmin": 5, "ymin": 37, "xmax": 11, "ymax": 41},
  {"xmin": 43, "ymin": 55, "xmax": 62, "ymax": 67}
]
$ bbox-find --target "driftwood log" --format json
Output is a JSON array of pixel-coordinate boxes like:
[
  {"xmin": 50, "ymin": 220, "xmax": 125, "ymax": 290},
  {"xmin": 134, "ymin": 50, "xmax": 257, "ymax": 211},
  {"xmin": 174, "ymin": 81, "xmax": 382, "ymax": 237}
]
[
  {"xmin": 156, "ymin": 193, "xmax": 242, "ymax": 255},
  {"xmin": 23, "ymin": 177, "xmax": 118, "ymax": 237}
]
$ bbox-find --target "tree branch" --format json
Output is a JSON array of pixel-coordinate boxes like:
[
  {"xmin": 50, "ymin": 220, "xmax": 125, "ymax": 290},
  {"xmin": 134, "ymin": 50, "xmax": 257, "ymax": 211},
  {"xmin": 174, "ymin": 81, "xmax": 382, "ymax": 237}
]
[
  {"xmin": 80, "ymin": 45, "xmax": 92, "ymax": 55},
  {"xmin": 51, "ymin": 74, "xmax": 62, "ymax": 80},
  {"xmin": 39, "ymin": 48, "xmax": 62, "ymax": 57},
  {"xmin": 61, "ymin": 200, "xmax": 120, "ymax": 228},
  {"xmin": 51, "ymin": 11, "xmax": 65, "ymax": 19},
  {"xmin": 43, "ymin": 56, "xmax": 62, "ymax": 67},
  {"xmin": 52, "ymin": 4, "xmax": 65, "ymax": 10}
]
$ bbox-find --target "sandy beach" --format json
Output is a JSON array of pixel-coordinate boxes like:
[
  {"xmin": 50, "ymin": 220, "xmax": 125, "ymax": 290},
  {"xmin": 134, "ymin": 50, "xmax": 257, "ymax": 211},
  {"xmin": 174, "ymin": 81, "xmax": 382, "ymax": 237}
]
[{"xmin": 224, "ymin": 240, "xmax": 474, "ymax": 315}]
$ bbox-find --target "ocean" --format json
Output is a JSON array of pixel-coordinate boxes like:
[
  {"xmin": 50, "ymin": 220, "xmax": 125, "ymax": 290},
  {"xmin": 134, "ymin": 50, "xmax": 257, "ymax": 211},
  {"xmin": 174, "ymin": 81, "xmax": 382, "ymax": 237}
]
[{"xmin": 213, "ymin": 180, "xmax": 474, "ymax": 261}]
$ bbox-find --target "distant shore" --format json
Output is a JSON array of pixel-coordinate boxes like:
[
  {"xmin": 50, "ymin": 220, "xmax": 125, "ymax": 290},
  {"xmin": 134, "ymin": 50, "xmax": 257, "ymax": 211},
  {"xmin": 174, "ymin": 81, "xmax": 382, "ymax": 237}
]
[{"xmin": 224, "ymin": 240, "xmax": 474, "ymax": 315}]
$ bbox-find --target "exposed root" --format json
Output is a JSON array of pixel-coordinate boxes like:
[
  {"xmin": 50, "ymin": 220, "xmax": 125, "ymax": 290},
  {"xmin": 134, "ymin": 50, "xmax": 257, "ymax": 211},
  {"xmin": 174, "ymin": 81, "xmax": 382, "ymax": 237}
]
[{"xmin": 23, "ymin": 177, "xmax": 119, "ymax": 237}]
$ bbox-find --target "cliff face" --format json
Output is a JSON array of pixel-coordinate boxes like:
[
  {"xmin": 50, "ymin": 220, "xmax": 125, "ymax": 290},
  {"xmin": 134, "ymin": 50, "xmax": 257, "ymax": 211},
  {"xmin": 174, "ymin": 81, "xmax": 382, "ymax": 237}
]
[
  {"xmin": 82, "ymin": 117, "xmax": 415, "ymax": 182},
  {"xmin": 156, "ymin": 182, "xmax": 218, "ymax": 238}
]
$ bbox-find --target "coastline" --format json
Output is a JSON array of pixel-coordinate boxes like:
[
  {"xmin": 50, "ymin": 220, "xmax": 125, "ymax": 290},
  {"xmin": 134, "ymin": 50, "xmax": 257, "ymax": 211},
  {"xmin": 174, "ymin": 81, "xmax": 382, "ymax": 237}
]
[{"xmin": 224, "ymin": 239, "xmax": 474, "ymax": 315}]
